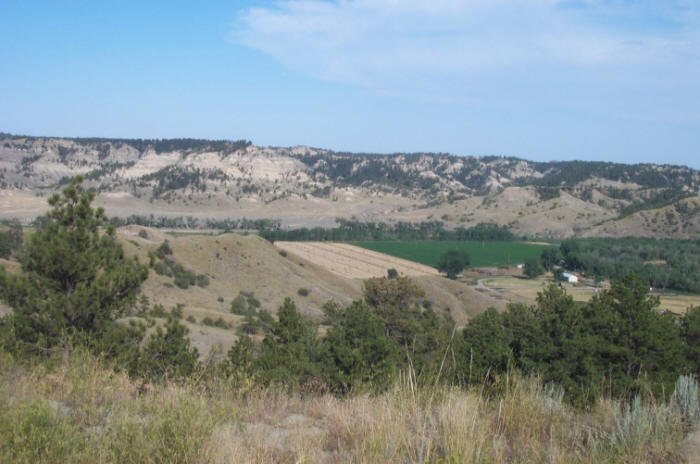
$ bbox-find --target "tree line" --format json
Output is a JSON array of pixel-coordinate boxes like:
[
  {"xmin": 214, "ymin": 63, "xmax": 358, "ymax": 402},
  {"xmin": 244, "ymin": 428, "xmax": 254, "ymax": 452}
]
[
  {"xmin": 108, "ymin": 214, "xmax": 281, "ymax": 231},
  {"xmin": 560, "ymin": 237, "xmax": 700, "ymax": 293},
  {"xmin": 261, "ymin": 220, "xmax": 517, "ymax": 242}
]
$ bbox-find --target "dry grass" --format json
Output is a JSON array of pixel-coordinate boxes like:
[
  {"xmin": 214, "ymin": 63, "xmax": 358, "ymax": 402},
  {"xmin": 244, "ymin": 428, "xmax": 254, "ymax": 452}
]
[
  {"xmin": 0, "ymin": 351, "xmax": 693, "ymax": 463},
  {"xmin": 273, "ymin": 241, "xmax": 439, "ymax": 279}
]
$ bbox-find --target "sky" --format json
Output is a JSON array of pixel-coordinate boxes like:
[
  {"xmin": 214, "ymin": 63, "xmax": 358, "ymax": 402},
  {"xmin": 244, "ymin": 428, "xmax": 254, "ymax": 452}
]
[{"xmin": 0, "ymin": 1, "xmax": 698, "ymax": 167}]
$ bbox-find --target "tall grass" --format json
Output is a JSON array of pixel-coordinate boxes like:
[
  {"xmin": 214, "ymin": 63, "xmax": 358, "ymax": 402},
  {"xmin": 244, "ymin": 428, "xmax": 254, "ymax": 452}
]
[{"xmin": 0, "ymin": 351, "xmax": 695, "ymax": 463}]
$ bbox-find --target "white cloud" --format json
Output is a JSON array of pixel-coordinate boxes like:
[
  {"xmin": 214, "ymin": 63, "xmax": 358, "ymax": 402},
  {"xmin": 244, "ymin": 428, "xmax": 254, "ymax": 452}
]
[{"xmin": 234, "ymin": 0, "xmax": 699, "ymax": 118}]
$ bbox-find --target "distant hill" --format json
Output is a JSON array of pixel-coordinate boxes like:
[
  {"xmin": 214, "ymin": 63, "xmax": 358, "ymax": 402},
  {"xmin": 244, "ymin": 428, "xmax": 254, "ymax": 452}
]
[{"xmin": 1, "ymin": 133, "xmax": 699, "ymax": 238}]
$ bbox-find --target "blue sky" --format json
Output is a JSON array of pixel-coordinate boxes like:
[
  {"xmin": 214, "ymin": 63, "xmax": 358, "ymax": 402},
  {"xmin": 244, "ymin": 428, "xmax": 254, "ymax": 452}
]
[{"xmin": 0, "ymin": 1, "xmax": 698, "ymax": 168}]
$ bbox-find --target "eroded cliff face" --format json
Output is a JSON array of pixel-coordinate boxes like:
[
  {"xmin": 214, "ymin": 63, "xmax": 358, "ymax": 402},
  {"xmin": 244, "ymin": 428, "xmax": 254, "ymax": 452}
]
[{"xmin": 1, "ymin": 134, "xmax": 699, "ymax": 238}]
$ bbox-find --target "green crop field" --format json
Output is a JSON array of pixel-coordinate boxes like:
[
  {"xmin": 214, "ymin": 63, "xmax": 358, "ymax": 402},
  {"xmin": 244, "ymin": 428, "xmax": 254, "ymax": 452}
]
[{"xmin": 353, "ymin": 241, "xmax": 553, "ymax": 268}]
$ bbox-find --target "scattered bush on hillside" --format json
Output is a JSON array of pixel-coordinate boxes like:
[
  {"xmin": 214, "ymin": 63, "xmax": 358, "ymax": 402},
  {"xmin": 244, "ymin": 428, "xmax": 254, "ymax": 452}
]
[
  {"xmin": 149, "ymin": 240, "xmax": 209, "ymax": 290},
  {"xmin": 297, "ymin": 287, "xmax": 310, "ymax": 297},
  {"xmin": 202, "ymin": 316, "xmax": 229, "ymax": 330}
]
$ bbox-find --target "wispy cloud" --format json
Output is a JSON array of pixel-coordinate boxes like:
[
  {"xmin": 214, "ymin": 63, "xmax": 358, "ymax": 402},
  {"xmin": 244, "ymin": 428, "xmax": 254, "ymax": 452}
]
[{"xmin": 235, "ymin": 0, "xmax": 699, "ymax": 113}]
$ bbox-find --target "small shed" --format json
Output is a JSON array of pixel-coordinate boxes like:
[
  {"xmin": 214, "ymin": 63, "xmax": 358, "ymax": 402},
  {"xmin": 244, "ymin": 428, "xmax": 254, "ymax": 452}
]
[{"xmin": 561, "ymin": 272, "xmax": 578, "ymax": 283}]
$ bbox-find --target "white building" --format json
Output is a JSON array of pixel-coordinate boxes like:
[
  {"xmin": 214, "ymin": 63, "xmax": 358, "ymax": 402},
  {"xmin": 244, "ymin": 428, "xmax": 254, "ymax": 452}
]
[{"xmin": 561, "ymin": 272, "xmax": 578, "ymax": 283}]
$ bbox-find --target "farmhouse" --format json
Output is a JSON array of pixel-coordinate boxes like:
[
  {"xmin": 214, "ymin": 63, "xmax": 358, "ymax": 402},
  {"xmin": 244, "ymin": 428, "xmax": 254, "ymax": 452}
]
[{"xmin": 561, "ymin": 272, "xmax": 578, "ymax": 283}]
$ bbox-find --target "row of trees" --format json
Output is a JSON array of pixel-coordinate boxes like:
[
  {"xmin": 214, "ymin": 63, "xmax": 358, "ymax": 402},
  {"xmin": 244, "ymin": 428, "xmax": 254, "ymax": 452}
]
[
  {"xmin": 261, "ymin": 220, "xmax": 517, "ymax": 242},
  {"xmin": 109, "ymin": 214, "xmax": 281, "ymax": 231},
  {"xmin": 462, "ymin": 277, "xmax": 699, "ymax": 404}
]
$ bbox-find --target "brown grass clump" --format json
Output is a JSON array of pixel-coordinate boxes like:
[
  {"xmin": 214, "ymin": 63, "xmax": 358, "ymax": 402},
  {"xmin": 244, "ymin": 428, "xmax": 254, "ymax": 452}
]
[{"xmin": 0, "ymin": 351, "xmax": 693, "ymax": 463}]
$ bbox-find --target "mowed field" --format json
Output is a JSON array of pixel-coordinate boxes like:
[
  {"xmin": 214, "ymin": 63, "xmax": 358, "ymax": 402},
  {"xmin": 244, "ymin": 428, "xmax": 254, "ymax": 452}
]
[
  {"xmin": 274, "ymin": 241, "xmax": 439, "ymax": 279},
  {"xmin": 354, "ymin": 240, "xmax": 553, "ymax": 268}
]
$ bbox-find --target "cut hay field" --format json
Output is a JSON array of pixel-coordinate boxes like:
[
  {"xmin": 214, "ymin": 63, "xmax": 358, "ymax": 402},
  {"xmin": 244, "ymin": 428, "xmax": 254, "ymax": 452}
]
[
  {"xmin": 273, "ymin": 241, "xmax": 439, "ymax": 279},
  {"xmin": 354, "ymin": 240, "xmax": 553, "ymax": 268}
]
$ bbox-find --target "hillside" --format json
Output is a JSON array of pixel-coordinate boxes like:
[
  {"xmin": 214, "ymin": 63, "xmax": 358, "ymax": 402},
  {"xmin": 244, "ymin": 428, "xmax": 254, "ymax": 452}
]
[
  {"xmin": 1, "ymin": 133, "xmax": 700, "ymax": 238},
  {"xmin": 117, "ymin": 227, "xmax": 501, "ymax": 357}
]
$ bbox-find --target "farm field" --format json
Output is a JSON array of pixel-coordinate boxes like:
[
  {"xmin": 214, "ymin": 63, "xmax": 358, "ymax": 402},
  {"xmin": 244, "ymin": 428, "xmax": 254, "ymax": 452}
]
[
  {"xmin": 353, "ymin": 240, "xmax": 553, "ymax": 268},
  {"xmin": 480, "ymin": 276, "xmax": 700, "ymax": 314},
  {"xmin": 274, "ymin": 241, "xmax": 439, "ymax": 279}
]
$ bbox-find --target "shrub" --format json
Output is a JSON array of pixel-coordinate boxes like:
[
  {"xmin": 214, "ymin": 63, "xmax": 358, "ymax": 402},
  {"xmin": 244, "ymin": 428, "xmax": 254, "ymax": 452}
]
[
  {"xmin": 170, "ymin": 304, "xmax": 184, "ymax": 319},
  {"xmin": 0, "ymin": 400, "xmax": 88, "ymax": 462},
  {"xmin": 297, "ymin": 287, "xmax": 310, "ymax": 297},
  {"xmin": 155, "ymin": 240, "xmax": 172, "ymax": 258},
  {"xmin": 230, "ymin": 295, "xmax": 250, "ymax": 315}
]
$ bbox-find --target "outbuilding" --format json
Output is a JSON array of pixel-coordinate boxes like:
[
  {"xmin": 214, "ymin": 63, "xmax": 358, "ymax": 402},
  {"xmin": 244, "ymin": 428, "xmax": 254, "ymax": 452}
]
[{"xmin": 561, "ymin": 272, "xmax": 578, "ymax": 283}]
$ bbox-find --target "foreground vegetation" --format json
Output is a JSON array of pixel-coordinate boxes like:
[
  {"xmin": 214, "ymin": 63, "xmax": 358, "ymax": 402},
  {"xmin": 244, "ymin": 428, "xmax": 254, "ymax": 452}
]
[{"xmin": 1, "ymin": 351, "xmax": 697, "ymax": 463}]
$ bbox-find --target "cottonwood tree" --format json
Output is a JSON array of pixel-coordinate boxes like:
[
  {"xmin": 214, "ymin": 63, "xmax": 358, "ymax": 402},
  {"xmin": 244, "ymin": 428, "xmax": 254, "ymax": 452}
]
[{"xmin": 436, "ymin": 250, "xmax": 470, "ymax": 279}]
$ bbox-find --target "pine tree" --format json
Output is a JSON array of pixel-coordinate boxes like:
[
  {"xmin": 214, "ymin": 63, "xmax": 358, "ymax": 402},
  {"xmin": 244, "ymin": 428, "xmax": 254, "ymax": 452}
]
[
  {"xmin": 0, "ymin": 177, "xmax": 148, "ymax": 357},
  {"xmin": 321, "ymin": 301, "xmax": 399, "ymax": 393},
  {"xmin": 255, "ymin": 298, "xmax": 320, "ymax": 386},
  {"xmin": 138, "ymin": 318, "xmax": 199, "ymax": 381}
]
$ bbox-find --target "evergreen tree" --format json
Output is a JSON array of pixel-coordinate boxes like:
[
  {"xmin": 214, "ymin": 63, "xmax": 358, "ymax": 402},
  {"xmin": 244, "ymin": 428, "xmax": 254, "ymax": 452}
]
[
  {"xmin": 585, "ymin": 275, "xmax": 686, "ymax": 398},
  {"xmin": 529, "ymin": 285, "xmax": 597, "ymax": 403},
  {"xmin": 255, "ymin": 298, "xmax": 320, "ymax": 386},
  {"xmin": 222, "ymin": 335, "xmax": 255, "ymax": 389},
  {"xmin": 363, "ymin": 276, "xmax": 453, "ymax": 380},
  {"xmin": 459, "ymin": 308, "xmax": 511, "ymax": 384},
  {"xmin": 682, "ymin": 307, "xmax": 700, "ymax": 377},
  {"xmin": 321, "ymin": 301, "xmax": 399, "ymax": 393},
  {"xmin": 0, "ymin": 177, "xmax": 148, "ymax": 357},
  {"xmin": 138, "ymin": 318, "xmax": 199, "ymax": 381}
]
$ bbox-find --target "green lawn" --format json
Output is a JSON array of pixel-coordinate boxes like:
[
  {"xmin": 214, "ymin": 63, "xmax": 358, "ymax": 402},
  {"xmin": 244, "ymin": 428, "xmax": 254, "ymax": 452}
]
[{"xmin": 353, "ymin": 240, "xmax": 553, "ymax": 268}]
